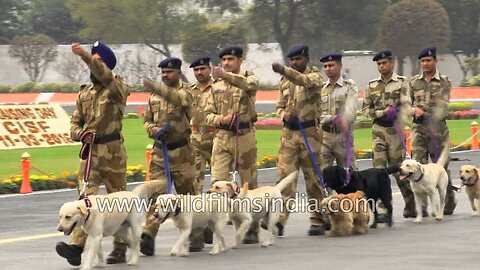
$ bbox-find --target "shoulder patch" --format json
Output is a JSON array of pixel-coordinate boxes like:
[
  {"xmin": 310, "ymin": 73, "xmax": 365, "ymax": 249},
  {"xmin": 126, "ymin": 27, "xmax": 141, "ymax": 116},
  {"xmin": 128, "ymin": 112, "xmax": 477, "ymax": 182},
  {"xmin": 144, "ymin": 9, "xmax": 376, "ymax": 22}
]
[
  {"xmin": 368, "ymin": 78, "xmax": 379, "ymax": 83},
  {"xmin": 440, "ymin": 74, "xmax": 450, "ymax": 81}
]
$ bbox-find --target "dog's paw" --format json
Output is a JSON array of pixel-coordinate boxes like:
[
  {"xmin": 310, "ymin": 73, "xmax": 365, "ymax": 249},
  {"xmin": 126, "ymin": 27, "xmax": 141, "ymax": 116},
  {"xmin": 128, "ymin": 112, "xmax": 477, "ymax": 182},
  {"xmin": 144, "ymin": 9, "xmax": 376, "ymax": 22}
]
[
  {"xmin": 94, "ymin": 262, "xmax": 106, "ymax": 268},
  {"xmin": 370, "ymin": 223, "xmax": 377, "ymax": 229},
  {"xmin": 209, "ymin": 249, "xmax": 219, "ymax": 255},
  {"xmin": 261, "ymin": 241, "xmax": 272, "ymax": 248},
  {"xmin": 471, "ymin": 211, "xmax": 480, "ymax": 217},
  {"xmin": 413, "ymin": 217, "xmax": 422, "ymax": 223}
]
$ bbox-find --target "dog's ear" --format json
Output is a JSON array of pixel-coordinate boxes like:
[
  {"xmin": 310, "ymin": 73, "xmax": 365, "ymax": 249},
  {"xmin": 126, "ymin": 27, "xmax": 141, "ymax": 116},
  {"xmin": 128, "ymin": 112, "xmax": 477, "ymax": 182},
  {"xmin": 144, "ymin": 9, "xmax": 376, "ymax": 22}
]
[
  {"xmin": 226, "ymin": 183, "xmax": 235, "ymax": 194},
  {"xmin": 242, "ymin": 182, "xmax": 249, "ymax": 191},
  {"xmin": 77, "ymin": 205, "xmax": 88, "ymax": 217}
]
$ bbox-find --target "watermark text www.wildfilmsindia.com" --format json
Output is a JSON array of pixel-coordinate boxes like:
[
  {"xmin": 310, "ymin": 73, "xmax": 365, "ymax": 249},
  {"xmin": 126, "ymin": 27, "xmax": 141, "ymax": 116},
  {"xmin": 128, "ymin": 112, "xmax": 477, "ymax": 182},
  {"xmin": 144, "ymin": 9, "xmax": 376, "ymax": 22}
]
[{"xmin": 95, "ymin": 193, "xmax": 375, "ymax": 214}]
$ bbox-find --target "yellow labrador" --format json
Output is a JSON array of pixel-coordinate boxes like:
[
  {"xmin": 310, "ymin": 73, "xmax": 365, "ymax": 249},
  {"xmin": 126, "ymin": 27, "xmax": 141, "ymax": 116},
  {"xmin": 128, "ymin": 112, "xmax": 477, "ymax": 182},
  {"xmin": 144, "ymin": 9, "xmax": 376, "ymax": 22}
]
[
  {"xmin": 208, "ymin": 171, "xmax": 298, "ymax": 247},
  {"xmin": 459, "ymin": 165, "xmax": 480, "ymax": 216},
  {"xmin": 399, "ymin": 146, "xmax": 449, "ymax": 223},
  {"xmin": 154, "ymin": 193, "xmax": 229, "ymax": 256},
  {"xmin": 57, "ymin": 181, "xmax": 163, "ymax": 270}
]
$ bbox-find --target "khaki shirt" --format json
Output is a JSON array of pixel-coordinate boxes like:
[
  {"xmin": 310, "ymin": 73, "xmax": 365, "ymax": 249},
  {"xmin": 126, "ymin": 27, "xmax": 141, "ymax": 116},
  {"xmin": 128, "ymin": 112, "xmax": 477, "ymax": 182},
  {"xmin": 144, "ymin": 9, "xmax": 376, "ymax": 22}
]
[
  {"xmin": 70, "ymin": 55, "xmax": 130, "ymax": 141},
  {"xmin": 276, "ymin": 66, "xmax": 323, "ymax": 122},
  {"xmin": 190, "ymin": 78, "xmax": 214, "ymax": 127},
  {"xmin": 205, "ymin": 70, "xmax": 259, "ymax": 126},
  {"xmin": 362, "ymin": 73, "xmax": 409, "ymax": 125},
  {"xmin": 144, "ymin": 81, "xmax": 192, "ymax": 143},
  {"xmin": 319, "ymin": 76, "xmax": 358, "ymax": 125},
  {"xmin": 407, "ymin": 70, "xmax": 451, "ymax": 122}
]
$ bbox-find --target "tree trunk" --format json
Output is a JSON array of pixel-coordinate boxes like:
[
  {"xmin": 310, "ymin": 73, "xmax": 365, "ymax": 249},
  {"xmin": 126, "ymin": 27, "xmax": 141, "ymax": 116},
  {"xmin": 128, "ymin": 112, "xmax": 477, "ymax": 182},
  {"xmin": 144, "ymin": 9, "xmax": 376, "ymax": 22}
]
[
  {"xmin": 451, "ymin": 49, "xmax": 468, "ymax": 80},
  {"xmin": 397, "ymin": 56, "xmax": 404, "ymax": 76}
]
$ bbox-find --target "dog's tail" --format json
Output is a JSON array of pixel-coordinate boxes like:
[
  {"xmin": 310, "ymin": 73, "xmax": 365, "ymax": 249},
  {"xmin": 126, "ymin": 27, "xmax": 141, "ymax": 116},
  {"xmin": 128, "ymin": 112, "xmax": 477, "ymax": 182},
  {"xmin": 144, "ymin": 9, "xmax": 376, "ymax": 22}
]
[
  {"xmin": 385, "ymin": 164, "xmax": 401, "ymax": 175},
  {"xmin": 132, "ymin": 180, "xmax": 165, "ymax": 200},
  {"xmin": 436, "ymin": 142, "xmax": 450, "ymax": 168},
  {"xmin": 275, "ymin": 171, "xmax": 299, "ymax": 192}
]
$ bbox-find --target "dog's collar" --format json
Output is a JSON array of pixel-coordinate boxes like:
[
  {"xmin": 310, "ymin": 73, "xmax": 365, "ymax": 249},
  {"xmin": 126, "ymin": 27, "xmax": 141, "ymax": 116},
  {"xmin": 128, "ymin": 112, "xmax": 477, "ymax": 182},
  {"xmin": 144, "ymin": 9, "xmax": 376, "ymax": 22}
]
[
  {"xmin": 411, "ymin": 167, "xmax": 425, "ymax": 182},
  {"xmin": 159, "ymin": 207, "xmax": 181, "ymax": 224},
  {"xmin": 83, "ymin": 196, "xmax": 92, "ymax": 223}
]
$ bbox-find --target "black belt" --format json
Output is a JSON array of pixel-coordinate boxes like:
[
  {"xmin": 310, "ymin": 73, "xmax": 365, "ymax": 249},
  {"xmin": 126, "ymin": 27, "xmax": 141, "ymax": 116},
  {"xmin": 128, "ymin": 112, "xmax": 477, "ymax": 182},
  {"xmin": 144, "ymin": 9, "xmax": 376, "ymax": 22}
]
[
  {"xmin": 219, "ymin": 121, "xmax": 251, "ymax": 131},
  {"xmin": 154, "ymin": 137, "xmax": 189, "ymax": 151},
  {"xmin": 321, "ymin": 124, "xmax": 341, "ymax": 133},
  {"xmin": 413, "ymin": 116, "xmax": 446, "ymax": 125},
  {"xmin": 373, "ymin": 118, "xmax": 394, "ymax": 127},
  {"xmin": 94, "ymin": 131, "xmax": 121, "ymax": 144},
  {"xmin": 284, "ymin": 119, "xmax": 317, "ymax": 131}
]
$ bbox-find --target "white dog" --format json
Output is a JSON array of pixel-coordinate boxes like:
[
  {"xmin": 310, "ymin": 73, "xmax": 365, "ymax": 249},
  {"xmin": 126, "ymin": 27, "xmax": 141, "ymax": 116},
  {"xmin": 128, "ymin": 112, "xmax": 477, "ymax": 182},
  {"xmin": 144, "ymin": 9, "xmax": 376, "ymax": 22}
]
[
  {"xmin": 154, "ymin": 193, "xmax": 229, "ymax": 256},
  {"xmin": 57, "ymin": 180, "xmax": 163, "ymax": 270},
  {"xmin": 208, "ymin": 171, "xmax": 298, "ymax": 247},
  {"xmin": 459, "ymin": 165, "xmax": 480, "ymax": 216},
  {"xmin": 399, "ymin": 146, "xmax": 449, "ymax": 223}
]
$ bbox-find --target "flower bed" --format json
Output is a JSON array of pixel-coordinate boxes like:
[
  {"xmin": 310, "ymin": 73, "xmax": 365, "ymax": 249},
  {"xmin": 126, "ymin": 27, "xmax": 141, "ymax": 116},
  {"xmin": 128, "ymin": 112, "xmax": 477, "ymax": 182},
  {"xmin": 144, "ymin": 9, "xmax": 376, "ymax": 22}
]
[{"xmin": 447, "ymin": 110, "xmax": 480, "ymax": 120}]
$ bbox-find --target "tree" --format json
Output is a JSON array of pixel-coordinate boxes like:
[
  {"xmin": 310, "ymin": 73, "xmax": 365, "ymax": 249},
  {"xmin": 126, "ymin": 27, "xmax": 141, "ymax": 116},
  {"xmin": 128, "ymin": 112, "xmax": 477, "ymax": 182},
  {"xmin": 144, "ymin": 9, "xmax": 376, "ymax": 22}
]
[
  {"xmin": 67, "ymin": 0, "xmax": 207, "ymax": 58},
  {"xmin": 54, "ymin": 51, "xmax": 89, "ymax": 82},
  {"xmin": 379, "ymin": 0, "xmax": 451, "ymax": 75},
  {"xmin": 8, "ymin": 34, "xmax": 58, "ymax": 82},
  {"xmin": 437, "ymin": 0, "xmax": 480, "ymax": 76},
  {"xmin": 23, "ymin": 0, "xmax": 83, "ymax": 44},
  {"xmin": 0, "ymin": 0, "xmax": 28, "ymax": 44},
  {"xmin": 182, "ymin": 23, "xmax": 247, "ymax": 65}
]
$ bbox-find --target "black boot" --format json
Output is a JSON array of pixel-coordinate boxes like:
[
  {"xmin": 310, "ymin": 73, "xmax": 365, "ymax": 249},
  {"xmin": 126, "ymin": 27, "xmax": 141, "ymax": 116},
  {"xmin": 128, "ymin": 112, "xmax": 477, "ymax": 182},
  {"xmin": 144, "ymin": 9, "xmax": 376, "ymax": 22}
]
[
  {"xmin": 403, "ymin": 208, "xmax": 417, "ymax": 218},
  {"xmin": 140, "ymin": 233, "xmax": 155, "ymax": 256},
  {"xmin": 203, "ymin": 227, "xmax": 213, "ymax": 244},
  {"xmin": 308, "ymin": 225, "xmax": 325, "ymax": 236},
  {"xmin": 55, "ymin": 242, "xmax": 83, "ymax": 266},
  {"xmin": 242, "ymin": 230, "xmax": 259, "ymax": 244},
  {"xmin": 106, "ymin": 250, "xmax": 126, "ymax": 264},
  {"xmin": 189, "ymin": 241, "xmax": 205, "ymax": 252}
]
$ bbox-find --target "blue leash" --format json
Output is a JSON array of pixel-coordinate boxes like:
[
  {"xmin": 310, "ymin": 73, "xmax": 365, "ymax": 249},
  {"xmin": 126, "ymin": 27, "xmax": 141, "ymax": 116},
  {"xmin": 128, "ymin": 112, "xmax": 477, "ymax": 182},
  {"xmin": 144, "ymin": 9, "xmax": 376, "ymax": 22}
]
[
  {"xmin": 155, "ymin": 122, "xmax": 173, "ymax": 194},
  {"xmin": 296, "ymin": 116, "xmax": 329, "ymax": 197}
]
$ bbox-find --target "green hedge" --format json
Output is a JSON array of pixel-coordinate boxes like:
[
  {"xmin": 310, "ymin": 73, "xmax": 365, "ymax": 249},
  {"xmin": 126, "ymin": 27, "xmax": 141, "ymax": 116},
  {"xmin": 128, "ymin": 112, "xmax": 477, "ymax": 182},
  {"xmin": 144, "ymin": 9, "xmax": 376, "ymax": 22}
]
[
  {"xmin": 461, "ymin": 74, "xmax": 480, "ymax": 87},
  {"xmin": 447, "ymin": 102, "xmax": 474, "ymax": 112}
]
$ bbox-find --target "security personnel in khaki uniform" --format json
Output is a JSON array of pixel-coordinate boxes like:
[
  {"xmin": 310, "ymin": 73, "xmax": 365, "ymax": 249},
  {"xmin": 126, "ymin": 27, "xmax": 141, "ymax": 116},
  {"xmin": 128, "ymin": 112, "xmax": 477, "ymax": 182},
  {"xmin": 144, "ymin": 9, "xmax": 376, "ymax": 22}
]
[
  {"xmin": 273, "ymin": 44, "xmax": 326, "ymax": 236},
  {"xmin": 407, "ymin": 47, "xmax": 456, "ymax": 215},
  {"xmin": 362, "ymin": 50, "xmax": 415, "ymax": 219},
  {"xmin": 319, "ymin": 53, "xmax": 358, "ymax": 170},
  {"xmin": 56, "ymin": 42, "xmax": 130, "ymax": 266},
  {"xmin": 140, "ymin": 57, "xmax": 204, "ymax": 254},
  {"xmin": 204, "ymin": 46, "xmax": 260, "ymax": 243},
  {"xmin": 189, "ymin": 56, "xmax": 216, "ymax": 192}
]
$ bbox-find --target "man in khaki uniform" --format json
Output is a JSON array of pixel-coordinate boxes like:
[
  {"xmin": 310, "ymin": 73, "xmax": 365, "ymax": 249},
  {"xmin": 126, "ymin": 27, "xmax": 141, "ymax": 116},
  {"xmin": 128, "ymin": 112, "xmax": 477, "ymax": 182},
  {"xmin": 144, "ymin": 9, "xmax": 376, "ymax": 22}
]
[
  {"xmin": 140, "ymin": 57, "xmax": 204, "ymax": 254},
  {"xmin": 272, "ymin": 44, "xmax": 326, "ymax": 236},
  {"xmin": 407, "ymin": 46, "xmax": 456, "ymax": 215},
  {"xmin": 55, "ymin": 42, "xmax": 130, "ymax": 266},
  {"xmin": 204, "ymin": 46, "xmax": 260, "ymax": 243},
  {"xmin": 319, "ymin": 53, "xmax": 358, "ymax": 170},
  {"xmin": 362, "ymin": 49, "xmax": 415, "ymax": 219},
  {"xmin": 189, "ymin": 56, "xmax": 216, "ymax": 192}
]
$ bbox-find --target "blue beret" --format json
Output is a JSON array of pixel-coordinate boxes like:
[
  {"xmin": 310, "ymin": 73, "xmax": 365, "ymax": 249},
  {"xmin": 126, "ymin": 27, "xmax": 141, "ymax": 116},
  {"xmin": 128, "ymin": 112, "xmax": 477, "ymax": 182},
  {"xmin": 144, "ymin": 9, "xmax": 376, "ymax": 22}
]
[
  {"xmin": 287, "ymin": 44, "xmax": 309, "ymax": 58},
  {"xmin": 189, "ymin": 56, "xmax": 211, "ymax": 68},
  {"xmin": 418, "ymin": 47, "xmax": 436, "ymax": 59},
  {"xmin": 320, "ymin": 53, "xmax": 342, "ymax": 63},
  {"xmin": 218, "ymin": 46, "xmax": 243, "ymax": 58},
  {"xmin": 91, "ymin": 41, "xmax": 116, "ymax": 70},
  {"xmin": 158, "ymin": 57, "xmax": 182, "ymax": 69},
  {"xmin": 372, "ymin": 50, "xmax": 393, "ymax": 61}
]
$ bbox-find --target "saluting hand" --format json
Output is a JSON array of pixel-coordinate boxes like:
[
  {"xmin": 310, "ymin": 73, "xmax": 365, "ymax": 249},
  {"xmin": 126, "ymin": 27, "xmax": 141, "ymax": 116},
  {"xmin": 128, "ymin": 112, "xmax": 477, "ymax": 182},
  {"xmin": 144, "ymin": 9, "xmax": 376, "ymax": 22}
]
[
  {"xmin": 71, "ymin": 43, "xmax": 87, "ymax": 57},
  {"xmin": 213, "ymin": 65, "xmax": 226, "ymax": 79},
  {"xmin": 272, "ymin": 63, "xmax": 285, "ymax": 74}
]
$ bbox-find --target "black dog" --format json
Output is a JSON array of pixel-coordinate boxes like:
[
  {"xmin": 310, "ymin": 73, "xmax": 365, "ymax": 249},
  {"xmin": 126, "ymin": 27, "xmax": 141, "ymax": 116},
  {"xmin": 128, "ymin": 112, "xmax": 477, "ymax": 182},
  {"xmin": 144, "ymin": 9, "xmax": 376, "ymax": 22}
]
[{"xmin": 322, "ymin": 165, "xmax": 400, "ymax": 228}]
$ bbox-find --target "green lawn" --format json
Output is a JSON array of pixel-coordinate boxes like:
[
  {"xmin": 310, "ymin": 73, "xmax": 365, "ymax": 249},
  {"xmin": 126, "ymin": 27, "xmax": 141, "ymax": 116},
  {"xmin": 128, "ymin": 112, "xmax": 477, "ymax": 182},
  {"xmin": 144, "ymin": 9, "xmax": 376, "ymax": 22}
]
[{"xmin": 0, "ymin": 119, "xmax": 475, "ymax": 179}]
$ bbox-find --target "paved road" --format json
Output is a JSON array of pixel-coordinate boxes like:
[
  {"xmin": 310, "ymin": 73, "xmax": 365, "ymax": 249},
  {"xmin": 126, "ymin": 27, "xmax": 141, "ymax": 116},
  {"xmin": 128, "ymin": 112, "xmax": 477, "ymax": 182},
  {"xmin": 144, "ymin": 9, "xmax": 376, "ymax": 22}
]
[{"xmin": 0, "ymin": 151, "xmax": 479, "ymax": 270}]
